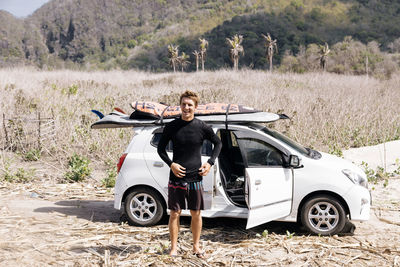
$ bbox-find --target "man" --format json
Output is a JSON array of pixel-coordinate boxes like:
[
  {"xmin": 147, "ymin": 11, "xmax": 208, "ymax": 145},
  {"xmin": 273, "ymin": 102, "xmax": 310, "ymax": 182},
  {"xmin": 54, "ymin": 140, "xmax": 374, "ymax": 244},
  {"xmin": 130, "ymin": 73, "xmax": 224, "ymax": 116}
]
[{"xmin": 157, "ymin": 90, "xmax": 222, "ymax": 258}]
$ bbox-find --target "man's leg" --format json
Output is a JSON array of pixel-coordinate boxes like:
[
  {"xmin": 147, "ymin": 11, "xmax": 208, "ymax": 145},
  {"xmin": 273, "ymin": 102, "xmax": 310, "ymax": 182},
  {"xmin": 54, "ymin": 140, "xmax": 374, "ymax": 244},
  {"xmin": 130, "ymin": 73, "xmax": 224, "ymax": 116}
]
[
  {"xmin": 169, "ymin": 210, "xmax": 181, "ymax": 256},
  {"xmin": 190, "ymin": 209, "xmax": 202, "ymax": 253},
  {"xmin": 187, "ymin": 181, "xmax": 205, "ymax": 255}
]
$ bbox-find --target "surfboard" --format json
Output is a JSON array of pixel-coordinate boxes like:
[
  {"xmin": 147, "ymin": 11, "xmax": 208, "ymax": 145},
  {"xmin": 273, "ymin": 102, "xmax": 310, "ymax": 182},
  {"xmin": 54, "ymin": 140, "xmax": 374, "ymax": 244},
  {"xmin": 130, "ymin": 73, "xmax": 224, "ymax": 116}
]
[
  {"xmin": 129, "ymin": 101, "xmax": 260, "ymax": 120},
  {"xmin": 91, "ymin": 110, "xmax": 287, "ymax": 129}
]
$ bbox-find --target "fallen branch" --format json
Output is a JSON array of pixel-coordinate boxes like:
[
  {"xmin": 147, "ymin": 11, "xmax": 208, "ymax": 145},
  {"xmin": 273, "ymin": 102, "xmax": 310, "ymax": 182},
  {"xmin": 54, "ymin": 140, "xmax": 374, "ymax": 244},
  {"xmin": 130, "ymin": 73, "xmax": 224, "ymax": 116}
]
[
  {"xmin": 230, "ymin": 255, "xmax": 236, "ymax": 267},
  {"xmin": 345, "ymin": 254, "xmax": 364, "ymax": 265},
  {"xmin": 375, "ymin": 214, "xmax": 400, "ymax": 226}
]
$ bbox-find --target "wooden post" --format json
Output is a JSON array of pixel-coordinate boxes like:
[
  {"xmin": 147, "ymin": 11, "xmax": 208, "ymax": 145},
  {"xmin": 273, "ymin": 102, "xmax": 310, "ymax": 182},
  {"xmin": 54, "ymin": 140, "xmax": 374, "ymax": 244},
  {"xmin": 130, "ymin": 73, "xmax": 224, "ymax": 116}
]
[
  {"xmin": 37, "ymin": 111, "xmax": 41, "ymax": 151},
  {"xmin": 2, "ymin": 113, "xmax": 9, "ymax": 149}
]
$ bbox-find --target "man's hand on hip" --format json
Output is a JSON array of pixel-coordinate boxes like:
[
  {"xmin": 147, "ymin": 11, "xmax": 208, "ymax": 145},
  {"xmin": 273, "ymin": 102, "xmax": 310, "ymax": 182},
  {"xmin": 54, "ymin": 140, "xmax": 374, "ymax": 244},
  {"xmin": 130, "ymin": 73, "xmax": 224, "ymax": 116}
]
[
  {"xmin": 198, "ymin": 162, "xmax": 211, "ymax": 176},
  {"xmin": 171, "ymin": 162, "xmax": 186, "ymax": 178}
]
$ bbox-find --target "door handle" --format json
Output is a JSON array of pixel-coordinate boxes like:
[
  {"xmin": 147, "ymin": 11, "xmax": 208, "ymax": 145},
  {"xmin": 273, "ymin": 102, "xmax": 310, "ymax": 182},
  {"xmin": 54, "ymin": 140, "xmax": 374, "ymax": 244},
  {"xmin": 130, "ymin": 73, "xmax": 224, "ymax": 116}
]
[
  {"xmin": 255, "ymin": 179, "xmax": 261, "ymax": 185},
  {"xmin": 153, "ymin": 161, "xmax": 164, "ymax": 167}
]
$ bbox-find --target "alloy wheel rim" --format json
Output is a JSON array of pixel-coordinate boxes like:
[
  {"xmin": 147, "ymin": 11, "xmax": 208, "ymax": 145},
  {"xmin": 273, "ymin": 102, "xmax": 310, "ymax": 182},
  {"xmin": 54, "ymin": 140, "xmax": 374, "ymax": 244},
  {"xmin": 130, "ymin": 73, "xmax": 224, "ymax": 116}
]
[
  {"xmin": 129, "ymin": 193, "xmax": 157, "ymax": 222},
  {"xmin": 307, "ymin": 201, "xmax": 339, "ymax": 232}
]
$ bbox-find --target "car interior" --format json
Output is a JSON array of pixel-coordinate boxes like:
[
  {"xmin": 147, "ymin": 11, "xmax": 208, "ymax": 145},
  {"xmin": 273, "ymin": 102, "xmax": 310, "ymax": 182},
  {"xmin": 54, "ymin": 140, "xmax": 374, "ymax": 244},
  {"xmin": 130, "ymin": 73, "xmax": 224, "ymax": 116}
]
[
  {"xmin": 217, "ymin": 128, "xmax": 285, "ymax": 207},
  {"xmin": 217, "ymin": 129, "xmax": 247, "ymax": 206}
]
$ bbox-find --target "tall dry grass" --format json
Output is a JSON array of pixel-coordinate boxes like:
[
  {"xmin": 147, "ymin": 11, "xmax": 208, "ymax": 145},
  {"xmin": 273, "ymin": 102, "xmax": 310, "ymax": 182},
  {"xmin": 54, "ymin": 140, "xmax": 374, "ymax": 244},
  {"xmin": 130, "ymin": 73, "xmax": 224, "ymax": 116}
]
[{"xmin": 0, "ymin": 67, "xmax": 399, "ymax": 164}]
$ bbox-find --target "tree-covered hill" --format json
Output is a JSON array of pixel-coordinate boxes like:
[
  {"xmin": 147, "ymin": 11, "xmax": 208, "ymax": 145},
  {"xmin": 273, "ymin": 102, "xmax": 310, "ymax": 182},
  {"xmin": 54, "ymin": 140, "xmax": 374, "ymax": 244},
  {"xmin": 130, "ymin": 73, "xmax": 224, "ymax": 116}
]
[
  {"xmin": 174, "ymin": 0, "xmax": 400, "ymax": 70},
  {"xmin": 0, "ymin": 10, "xmax": 25, "ymax": 65},
  {"xmin": 0, "ymin": 0, "xmax": 399, "ymax": 71}
]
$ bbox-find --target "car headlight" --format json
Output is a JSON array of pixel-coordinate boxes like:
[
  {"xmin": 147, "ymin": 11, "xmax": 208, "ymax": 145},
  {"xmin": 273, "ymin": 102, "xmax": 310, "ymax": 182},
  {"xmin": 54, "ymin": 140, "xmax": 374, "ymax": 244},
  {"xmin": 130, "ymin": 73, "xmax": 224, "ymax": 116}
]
[{"xmin": 342, "ymin": 169, "xmax": 368, "ymax": 189}]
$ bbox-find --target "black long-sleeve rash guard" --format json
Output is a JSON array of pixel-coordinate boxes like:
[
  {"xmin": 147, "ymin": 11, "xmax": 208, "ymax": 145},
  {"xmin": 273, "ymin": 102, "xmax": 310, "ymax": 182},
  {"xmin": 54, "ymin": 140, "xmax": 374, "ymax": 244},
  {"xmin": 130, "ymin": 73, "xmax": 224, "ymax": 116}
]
[{"xmin": 157, "ymin": 118, "xmax": 222, "ymax": 183}]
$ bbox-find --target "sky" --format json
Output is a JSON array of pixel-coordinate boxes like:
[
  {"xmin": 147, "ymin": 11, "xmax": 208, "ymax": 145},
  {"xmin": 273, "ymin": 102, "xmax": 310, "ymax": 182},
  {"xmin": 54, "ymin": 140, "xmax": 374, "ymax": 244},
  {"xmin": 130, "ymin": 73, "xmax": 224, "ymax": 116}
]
[{"xmin": 0, "ymin": 0, "xmax": 50, "ymax": 17}]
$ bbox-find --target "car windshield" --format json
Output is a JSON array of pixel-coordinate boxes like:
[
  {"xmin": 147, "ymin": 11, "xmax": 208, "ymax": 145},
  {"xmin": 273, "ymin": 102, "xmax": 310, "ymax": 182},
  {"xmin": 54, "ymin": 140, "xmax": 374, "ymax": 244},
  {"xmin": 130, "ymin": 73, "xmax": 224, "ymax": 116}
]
[{"xmin": 260, "ymin": 126, "xmax": 309, "ymax": 156}]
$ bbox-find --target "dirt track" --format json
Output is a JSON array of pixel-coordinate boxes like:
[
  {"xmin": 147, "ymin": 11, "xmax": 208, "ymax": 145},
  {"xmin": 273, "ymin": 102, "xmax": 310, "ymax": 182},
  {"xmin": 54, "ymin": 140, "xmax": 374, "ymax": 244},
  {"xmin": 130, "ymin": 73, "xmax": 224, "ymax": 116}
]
[{"xmin": 1, "ymin": 177, "xmax": 400, "ymax": 266}]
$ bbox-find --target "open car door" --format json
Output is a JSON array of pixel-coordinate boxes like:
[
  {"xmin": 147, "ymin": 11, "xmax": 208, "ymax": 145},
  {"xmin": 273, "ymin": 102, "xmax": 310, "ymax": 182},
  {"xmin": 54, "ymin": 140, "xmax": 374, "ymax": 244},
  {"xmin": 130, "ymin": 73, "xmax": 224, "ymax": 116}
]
[
  {"xmin": 245, "ymin": 168, "xmax": 293, "ymax": 229},
  {"xmin": 233, "ymin": 131, "xmax": 293, "ymax": 229}
]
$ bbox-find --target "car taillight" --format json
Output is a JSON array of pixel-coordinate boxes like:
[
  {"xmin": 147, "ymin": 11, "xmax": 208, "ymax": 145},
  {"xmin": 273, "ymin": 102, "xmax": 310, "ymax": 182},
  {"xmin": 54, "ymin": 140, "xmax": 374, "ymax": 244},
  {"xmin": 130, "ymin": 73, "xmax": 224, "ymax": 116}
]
[{"xmin": 117, "ymin": 153, "xmax": 128, "ymax": 173}]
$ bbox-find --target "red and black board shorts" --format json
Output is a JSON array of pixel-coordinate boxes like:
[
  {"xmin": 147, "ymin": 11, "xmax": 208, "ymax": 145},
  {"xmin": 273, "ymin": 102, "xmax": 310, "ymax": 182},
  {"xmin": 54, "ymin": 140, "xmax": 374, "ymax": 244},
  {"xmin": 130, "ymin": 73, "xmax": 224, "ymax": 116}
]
[{"xmin": 168, "ymin": 180, "xmax": 204, "ymax": 211}]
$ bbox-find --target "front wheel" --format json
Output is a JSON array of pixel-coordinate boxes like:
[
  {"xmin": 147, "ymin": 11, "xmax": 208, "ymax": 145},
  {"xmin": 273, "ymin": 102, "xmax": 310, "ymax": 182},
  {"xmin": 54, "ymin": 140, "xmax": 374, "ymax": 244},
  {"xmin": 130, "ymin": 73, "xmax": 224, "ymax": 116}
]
[
  {"xmin": 124, "ymin": 188, "xmax": 165, "ymax": 226},
  {"xmin": 301, "ymin": 195, "xmax": 347, "ymax": 235}
]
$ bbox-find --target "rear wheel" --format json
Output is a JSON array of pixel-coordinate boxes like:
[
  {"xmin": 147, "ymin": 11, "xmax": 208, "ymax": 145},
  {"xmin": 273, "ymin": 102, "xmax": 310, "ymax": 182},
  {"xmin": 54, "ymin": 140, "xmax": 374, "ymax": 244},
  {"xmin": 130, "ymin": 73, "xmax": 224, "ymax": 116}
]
[
  {"xmin": 301, "ymin": 195, "xmax": 346, "ymax": 235},
  {"xmin": 124, "ymin": 188, "xmax": 165, "ymax": 226}
]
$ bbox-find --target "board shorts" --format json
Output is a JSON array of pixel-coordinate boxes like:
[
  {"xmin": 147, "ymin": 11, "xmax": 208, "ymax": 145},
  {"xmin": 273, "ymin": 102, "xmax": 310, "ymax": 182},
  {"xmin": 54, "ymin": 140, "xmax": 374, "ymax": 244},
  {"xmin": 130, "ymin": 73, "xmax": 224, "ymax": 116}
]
[{"xmin": 168, "ymin": 180, "xmax": 204, "ymax": 211}]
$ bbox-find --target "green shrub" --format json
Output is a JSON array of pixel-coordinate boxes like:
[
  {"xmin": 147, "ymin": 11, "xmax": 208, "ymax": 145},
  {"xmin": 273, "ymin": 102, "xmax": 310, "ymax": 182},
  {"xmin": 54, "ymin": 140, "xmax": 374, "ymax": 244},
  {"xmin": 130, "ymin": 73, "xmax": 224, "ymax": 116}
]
[
  {"xmin": 61, "ymin": 84, "xmax": 78, "ymax": 95},
  {"xmin": 262, "ymin": 229, "xmax": 269, "ymax": 237},
  {"xmin": 102, "ymin": 166, "xmax": 116, "ymax": 188},
  {"xmin": 328, "ymin": 144, "xmax": 343, "ymax": 157},
  {"xmin": 286, "ymin": 230, "xmax": 295, "ymax": 239},
  {"xmin": 1, "ymin": 160, "xmax": 36, "ymax": 183},
  {"xmin": 361, "ymin": 161, "xmax": 375, "ymax": 182},
  {"xmin": 13, "ymin": 168, "xmax": 36, "ymax": 182},
  {"xmin": 127, "ymin": 39, "xmax": 137, "ymax": 49},
  {"xmin": 24, "ymin": 149, "xmax": 41, "ymax": 161},
  {"xmin": 64, "ymin": 153, "xmax": 92, "ymax": 182},
  {"xmin": 361, "ymin": 161, "xmax": 398, "ymax": 187},
  {"xmin": 394, "ymin": 159, "xmax": 400, "ymax": 176}
]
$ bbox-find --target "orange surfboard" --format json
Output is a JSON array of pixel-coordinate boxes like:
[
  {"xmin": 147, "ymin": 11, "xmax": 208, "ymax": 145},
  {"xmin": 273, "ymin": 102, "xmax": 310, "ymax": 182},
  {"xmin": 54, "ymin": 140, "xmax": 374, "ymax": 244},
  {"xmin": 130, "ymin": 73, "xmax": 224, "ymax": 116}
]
[{"xmin": 130, "ymin": 101, "xmax": 259, "ymax": 120}]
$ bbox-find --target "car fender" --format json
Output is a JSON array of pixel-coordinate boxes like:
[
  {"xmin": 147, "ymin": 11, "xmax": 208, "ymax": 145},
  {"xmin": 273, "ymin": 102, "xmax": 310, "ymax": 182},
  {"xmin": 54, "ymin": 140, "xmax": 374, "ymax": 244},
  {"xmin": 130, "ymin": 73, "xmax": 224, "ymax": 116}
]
[
  {"xmin": 115, "ymin": 172, "xmax": 167, "ymax": 210},
  {"xmin": 114, "ymin": 152, "xmax": 167, "ymax": 210},
  {"xmin": 286, "ymin": 161, "xmax": 355, "ymax": 221}
]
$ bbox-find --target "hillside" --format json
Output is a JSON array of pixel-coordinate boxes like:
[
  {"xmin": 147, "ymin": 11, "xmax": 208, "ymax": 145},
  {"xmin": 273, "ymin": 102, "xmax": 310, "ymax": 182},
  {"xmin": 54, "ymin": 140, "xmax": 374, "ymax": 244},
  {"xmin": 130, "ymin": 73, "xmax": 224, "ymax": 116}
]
[
  {"xmin": 0, "ymin": 10, "xmax": 25, "ymax": 66},
  {"xmin": 0, "ymin": 0, "xmax": 400, "ymax": 70}
]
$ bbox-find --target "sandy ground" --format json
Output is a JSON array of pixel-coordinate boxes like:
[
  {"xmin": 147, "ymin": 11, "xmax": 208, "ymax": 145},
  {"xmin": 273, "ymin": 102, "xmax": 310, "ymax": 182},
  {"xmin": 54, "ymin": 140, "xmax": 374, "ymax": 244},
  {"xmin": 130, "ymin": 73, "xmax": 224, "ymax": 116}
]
[
  {"xmin": 0, "ymin": 142, "xmax": 400, "ymax": 266},
  {"xmin": 343, "ymin": 140, "xmax": 400, "ymax": 173}
]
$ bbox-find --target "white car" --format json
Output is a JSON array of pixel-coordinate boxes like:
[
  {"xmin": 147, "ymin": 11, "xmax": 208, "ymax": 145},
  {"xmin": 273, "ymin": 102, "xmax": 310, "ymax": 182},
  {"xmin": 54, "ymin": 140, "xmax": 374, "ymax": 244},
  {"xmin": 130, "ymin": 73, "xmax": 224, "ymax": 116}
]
[{"xmin": 93, "ymin": 111, "xmax": 371, "ymax": 235}]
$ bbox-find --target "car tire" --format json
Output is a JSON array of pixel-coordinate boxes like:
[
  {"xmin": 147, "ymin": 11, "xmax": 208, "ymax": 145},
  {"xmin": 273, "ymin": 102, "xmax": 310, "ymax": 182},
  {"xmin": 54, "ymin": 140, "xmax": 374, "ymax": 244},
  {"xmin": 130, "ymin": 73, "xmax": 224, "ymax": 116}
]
[
  {"xmin": 124, "ymin": 188, "xmax": 165, "ymax": 226},
  {"xmin": 301, "ymin": 195, "xmax": 346, "ymax": 235}
]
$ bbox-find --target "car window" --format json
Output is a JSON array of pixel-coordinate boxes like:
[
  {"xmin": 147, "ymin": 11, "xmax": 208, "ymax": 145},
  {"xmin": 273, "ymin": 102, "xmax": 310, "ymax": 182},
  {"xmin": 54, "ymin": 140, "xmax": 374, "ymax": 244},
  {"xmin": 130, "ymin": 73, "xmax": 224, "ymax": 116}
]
[
  {"xmin": 260, "ymin": 126, "xmax": 309, "ymax": 157},
  {"xmin": 230, "ymin": 131, "xmax": 239, "ymax": 147},
  {"xmin": 151, "ymin": 133, "xmax": 173, "ymax": 152},
  {"xmin": 151, "ymin": 133, "xmax": 212, "ymax": 156},
  {"xmin": 237, "ymin": 138, "xmax": 283, "ymax": 167}
]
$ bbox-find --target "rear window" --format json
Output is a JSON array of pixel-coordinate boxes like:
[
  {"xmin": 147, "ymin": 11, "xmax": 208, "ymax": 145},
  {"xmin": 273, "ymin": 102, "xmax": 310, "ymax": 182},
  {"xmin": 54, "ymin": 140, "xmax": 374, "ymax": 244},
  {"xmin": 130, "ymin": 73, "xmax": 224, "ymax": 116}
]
[{"xmin": 151, "ymin": 133, "xmax": 212, "ymax": 156}]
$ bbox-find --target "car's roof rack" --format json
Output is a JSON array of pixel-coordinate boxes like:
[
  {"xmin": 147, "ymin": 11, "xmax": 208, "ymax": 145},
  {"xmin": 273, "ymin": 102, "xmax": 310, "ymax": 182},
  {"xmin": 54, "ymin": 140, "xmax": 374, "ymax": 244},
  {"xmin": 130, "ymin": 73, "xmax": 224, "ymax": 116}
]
[{"xmin": 91, "ymin": 110, "xmax": 289, "ymax": 129}]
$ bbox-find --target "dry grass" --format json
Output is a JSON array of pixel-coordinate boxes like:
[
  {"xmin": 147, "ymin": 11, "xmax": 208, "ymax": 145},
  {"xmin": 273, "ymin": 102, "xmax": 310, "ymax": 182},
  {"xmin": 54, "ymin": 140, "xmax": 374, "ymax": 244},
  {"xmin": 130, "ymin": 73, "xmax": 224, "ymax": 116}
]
[
  {"xmin": 1, "ymin": 178, "xmax": 400, "ymax": 266},
  {"xmin": 0, "ymin": 67, "xmax": 399, "ymax": 166},
  {"xmin": 0, "ymin": 67, "xmax": 400, "ymax": 265}
]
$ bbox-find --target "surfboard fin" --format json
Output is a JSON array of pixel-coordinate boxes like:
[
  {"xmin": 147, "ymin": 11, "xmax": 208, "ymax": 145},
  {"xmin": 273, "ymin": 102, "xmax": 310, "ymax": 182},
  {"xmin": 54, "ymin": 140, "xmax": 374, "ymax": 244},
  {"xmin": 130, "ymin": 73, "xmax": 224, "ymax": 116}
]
[
  {"xmin": 91, "ymin": 109, "xmax": 104, "ymax": 119},
  {"xmin": 113, "ymin": 107, "xmax": 126, "ymax": 114},
  {"xmin": 279, "ymin": 114, "xmax": 290, "ymax": 120}
]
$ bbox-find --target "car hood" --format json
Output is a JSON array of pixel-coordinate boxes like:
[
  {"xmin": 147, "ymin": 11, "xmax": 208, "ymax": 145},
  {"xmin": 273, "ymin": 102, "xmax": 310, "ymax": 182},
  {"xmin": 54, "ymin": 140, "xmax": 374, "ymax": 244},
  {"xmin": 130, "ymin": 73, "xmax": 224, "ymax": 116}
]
[{"xmin": 318, "ymin": 152, "xmax": 366, "ymax": 177}]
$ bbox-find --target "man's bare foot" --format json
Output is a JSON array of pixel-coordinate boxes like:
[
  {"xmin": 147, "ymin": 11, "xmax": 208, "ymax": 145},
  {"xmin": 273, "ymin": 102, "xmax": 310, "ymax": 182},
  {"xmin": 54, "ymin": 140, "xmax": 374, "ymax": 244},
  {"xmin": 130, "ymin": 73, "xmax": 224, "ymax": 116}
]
[
  {"xmin": 169, "ymin": 249, "xmax": 178, "ymax": 257},
  {"xmin": 193, "ymin": 251, "xmax": 206, "ymax": 259}
]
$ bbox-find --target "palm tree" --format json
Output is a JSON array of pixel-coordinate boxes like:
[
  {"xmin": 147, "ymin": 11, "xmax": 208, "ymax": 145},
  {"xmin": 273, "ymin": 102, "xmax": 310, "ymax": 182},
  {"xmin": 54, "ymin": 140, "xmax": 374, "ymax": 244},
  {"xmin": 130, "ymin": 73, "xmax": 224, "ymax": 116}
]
[
  {"xmin": 226, "ymin": 34, "xmax": 244, "ymax": 71},
  {"xmin": 193, "ymin": 50, "xmax": 200, "ymax": 71},
  {"xmin": 178, "ymin": 52, "xmax": 190, "ymax": 72},
  {"xmin": 199, "ymin": 38, "xmax": 208, "ymax": 71},
  {"xmin": 319, "ymin": 43, "xmax": 330, "ymax": 71},
  {"xmin": 262, "ymin": 33, "xmax": 278, "ymax": 72},
  {"xmin": 167, "ymin": 44, "xmax": 179, "ymax": 72}
]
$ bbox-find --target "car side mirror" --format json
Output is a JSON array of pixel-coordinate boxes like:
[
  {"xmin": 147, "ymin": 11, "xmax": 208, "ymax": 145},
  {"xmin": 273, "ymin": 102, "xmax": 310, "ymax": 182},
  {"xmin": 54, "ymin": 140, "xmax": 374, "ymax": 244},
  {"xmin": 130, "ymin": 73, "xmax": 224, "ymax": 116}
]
[{"xmin": 289, "ymin": 155, "xmax": 302, "ymax": 168}]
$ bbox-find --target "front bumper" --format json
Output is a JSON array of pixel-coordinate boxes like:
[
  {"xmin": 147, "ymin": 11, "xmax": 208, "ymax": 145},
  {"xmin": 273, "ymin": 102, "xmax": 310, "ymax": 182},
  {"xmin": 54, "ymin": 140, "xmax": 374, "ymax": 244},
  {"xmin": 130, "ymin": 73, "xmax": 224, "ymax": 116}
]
[{"xmin": 344, "ymin": 185, "xmax": 371, "ymax": 221}]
